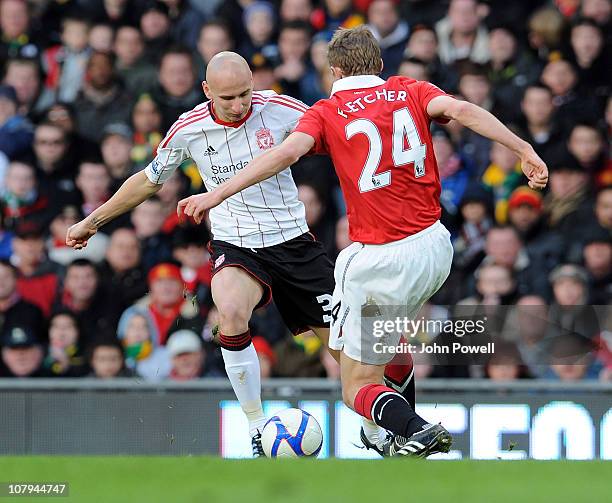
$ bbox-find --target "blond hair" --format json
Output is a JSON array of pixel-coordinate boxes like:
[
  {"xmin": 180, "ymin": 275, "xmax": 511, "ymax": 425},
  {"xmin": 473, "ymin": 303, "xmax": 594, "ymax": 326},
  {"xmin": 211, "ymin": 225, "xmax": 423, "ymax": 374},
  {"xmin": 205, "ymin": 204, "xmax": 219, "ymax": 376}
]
[{"xmin": 327, "ymin": 26, "xmax": 382, "ymax": 77}]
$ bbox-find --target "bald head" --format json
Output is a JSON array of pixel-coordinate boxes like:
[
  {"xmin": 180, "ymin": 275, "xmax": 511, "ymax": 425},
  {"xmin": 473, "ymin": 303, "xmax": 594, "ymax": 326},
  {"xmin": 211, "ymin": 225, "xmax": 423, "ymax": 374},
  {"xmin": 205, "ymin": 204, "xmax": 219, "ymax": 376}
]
[
  {"xmin": 206, "ymin": 51, "xmax": 251, "ymax": 83},
  {"xmin": 203, "ymin": 51, "xmax": 253, "ymax": 123}
]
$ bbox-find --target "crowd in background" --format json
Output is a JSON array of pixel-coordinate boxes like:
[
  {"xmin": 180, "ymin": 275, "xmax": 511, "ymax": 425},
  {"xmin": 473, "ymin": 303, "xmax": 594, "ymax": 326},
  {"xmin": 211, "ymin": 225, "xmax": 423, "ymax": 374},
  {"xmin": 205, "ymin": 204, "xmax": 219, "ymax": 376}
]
[{"xmin": 0, "ymin": 0, "xmax": 610, "ymax": 382}]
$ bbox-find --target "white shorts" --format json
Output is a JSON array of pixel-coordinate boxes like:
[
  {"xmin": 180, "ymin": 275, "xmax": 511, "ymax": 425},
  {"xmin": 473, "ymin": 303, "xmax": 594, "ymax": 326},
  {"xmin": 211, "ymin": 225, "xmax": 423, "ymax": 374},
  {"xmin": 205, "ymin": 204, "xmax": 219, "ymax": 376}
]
[{"xmin": 329, "ymin": 221, "xmax": 453, "ymax": 365}]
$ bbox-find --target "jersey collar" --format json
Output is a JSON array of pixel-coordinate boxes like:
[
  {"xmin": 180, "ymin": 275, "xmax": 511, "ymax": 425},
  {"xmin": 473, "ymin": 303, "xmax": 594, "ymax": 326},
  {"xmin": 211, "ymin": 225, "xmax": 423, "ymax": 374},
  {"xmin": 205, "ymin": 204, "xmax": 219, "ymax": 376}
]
[
  {"xmin": 330, "ymin": 75, "xmax": 386, "ymax": 96},
  {"xmin": 208, "ymin": 102, "xmax": 253, "ymax": 128}
]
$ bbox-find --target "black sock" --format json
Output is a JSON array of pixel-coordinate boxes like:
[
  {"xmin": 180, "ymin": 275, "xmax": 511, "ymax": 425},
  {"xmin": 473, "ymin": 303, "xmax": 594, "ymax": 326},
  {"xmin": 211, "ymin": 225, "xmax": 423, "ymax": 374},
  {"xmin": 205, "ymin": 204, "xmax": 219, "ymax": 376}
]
[{"xmin": 355, "ymin": 384, "xmax": 427, "ymax": 438}]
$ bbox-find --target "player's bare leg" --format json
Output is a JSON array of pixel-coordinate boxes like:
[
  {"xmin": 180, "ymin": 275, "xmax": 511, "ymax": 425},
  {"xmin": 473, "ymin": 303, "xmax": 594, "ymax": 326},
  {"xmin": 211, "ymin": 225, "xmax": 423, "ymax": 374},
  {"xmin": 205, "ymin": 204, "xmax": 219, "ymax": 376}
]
[
  {"xmin": 212, "ymin": 267, "xmax": 267, "ymax": 456},
  {"xmin": 340, "ymin": 352, "xmax": 451, "ymax": 457},
  {"xmin": 312, "ymin": 327, "xmax": 415, "ymax": 447}
]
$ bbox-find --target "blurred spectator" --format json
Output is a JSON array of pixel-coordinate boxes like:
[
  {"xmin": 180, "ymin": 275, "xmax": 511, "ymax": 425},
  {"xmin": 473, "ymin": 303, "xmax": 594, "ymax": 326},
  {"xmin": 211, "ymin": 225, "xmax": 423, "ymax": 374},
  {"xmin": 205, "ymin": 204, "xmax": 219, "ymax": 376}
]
[
  {"xmin": 99, "ymin": 228, "xmax": 148, "ymax": 312},
  {"xmin": 195, "ymin": 20, "xmax": 235, "ymax": 81},
  {"xmin": 484, "ymin": 341, "xmax": 530, "ymax": 380},
  {"xmin": 433, "ymin": 127, "xmax": 470, "ymax": 218},
  {"xmin": 279, "ymin": 0, "xmax": 313, "ymax": 23},
  {"xmin": 543, "ymin": 160, "xmax": 593, "ymax": 240},
  {"xmin": 114, "ymin": 25, "xmax": 158, "ymax": 97},
  {"xmin": 100, "ymin": 123, "xmax": 136, "ymax": 185},
  {"xmin": 44, "ymin": 310, "xmax": 88, "ymax": 377},
  {"xmin": 298, "ymin": 182, "xmax": 336, "ymax": 258},
  {"xmin": 527, "ymin": 7, "xmax": 565, "ymax": 60},
  {"xmin": 310, "ymin": 0, "xmax": 364, "ymax": 33},
  {"xmin": 275, "ymin": 21, "xmax": 311, "ymax": 100},
  {"xmin": 487, "ymin": 25, "xmax": 541, "ymax": 123},
  {"xmin": 140, "ymin": 1, "xmax": 173, "ymax": 65},
  {"xmin": 404, "ymin": 24, "xmax": 453, "ymax": 88},
  {"xmin": 566, "ymin": 122, "xmax": 608, "ymax": 184},
  {"xmin": 88, "ymin": 23, "xmax": 114, "ymax": 53},
  {"xmin": 2, "ymin": 58, "xmax": 45, "ymax": 118},
  {"xmin": 435, "ymin": 0, "xmax": 490, "ymax": 65},
  {"xmin": 398, "ymin": 56, "xmax": 429, "ymax": 81},
  {"xmin": 164, "ymin": 0, "xmax": 205, "ymax": 50},
  {"xmin": 569, "ymin": 18, "xmax": 608, "ymax": 96},
  {"xmin": 513, "ymin": 295, "xmax": 550, "ymax": 378},
  {"xmin": 0, "ymin": 0, "xmax": 43, "ymax": 61},
  {"xmin": 130, "ymin": 94, "xmax": 164, "ymax": 171},
  {"xmin": 157, "ymin": 169, "xmax": 191, "ymax": 234},
  {"xmin": 47, "ymin": 205, "xmax": 109, "ymax": 265},
  {"xmin": 481, "ymin": 225, "xmax": 550, "ymax": 298},
  {"xmin": 0, "ymin": 84, "xmax": 33, "ymax": 160},
  {"xmin": 41, "ymin": 17, "xmax": 91, "ymax": 105},
  {"xmin": 42, "ymin": 102, "xmax": 100, "ymax": 168},
  {"xmin": 251, "ymin": 53, "xmax": 283, "ymax": 93},
  {"xmin": 452, "ymin": 183, "xmax": 493, "ymax": 272},
  {"xmin": 0, "ymin": 212, "xmax": 12, "ymax": 259},
  {"xmin": 131, "ymin": 196, "xmax": 173, "ymax": 271},
  {"xmin": 581, "ymin": 226, "xmax": 612, "ymax": 304},
  {"xmin": 73, "ymin": 51, "xmax": 132, "ymax": 142},
  {"xmin": 54, "ymin": 258, "xmax": 122, "ymax": 340},
  {"xmin": 0, "ymin": 259, "xmax": 45, "ymax": 340},
  {"xmin": 239, "ymin": 1, "xmax": 278, "ymax": 61},
  {"xmin": 0, "ymin": 325, "xmax": 46, "ymax": 377},
  {"xmin": 151, "ymin": 47, "xmax": 201, "ymax": 131},
  {"xmin": 85, "ymin": 0, "xmax": 140, "ymax": 27},
  {"xmin": 297, "ymin": 31, "xmax": 332, "ymax": 103},
  {"xmin": 546, "ymin": 265, "xmax": 601, "ymax": 346},
  {"xmin": 32, "ymin": 121, "xmax": 78, "ymax": 201},
  {"xmin": 167, "ymin": 329, "xmax": 223, "ymax": 380},
  {"xmin": 1, "ymin": 160, "xmax": 54, "ymax": 231},
  {"xmin": 540, "ymin": 56, "xmax": 601, "ymax": 127},
  {"xmin": 12, "ymin": 222, "xmax": 61, "ymax": 317},
  {"xmin": 481, "ymin": 142, "xmax": 523, "ymax": 223},
  {"xmin": 366, "ymin": 0, "xmax": 409, "ymax": 78},
  {"xmin": 580, "ymin": 0, "xmax": 611, "ymax": 28},
  {"xmin": 130, "ymin": 262, "xmax": 203, "ymax": 346},
  {"xmin": 595, "ymin": 186, "xmax": 612, "ymax": 230},
  {"xmin": 171, "ymin": 225, "xmax": 212, "ymax": 310},
  {"xmin": 88, "ymin": 335, "xmax": 136, "ymax": 378},
  {"xmin": 117, "ymin": 307, "xmax": 171, "ymax": 380},
  {"xmin": 456, "ymin": 63, "xmax": 493, "ymax": 174},
  {"xmin": 545, "ymin": 333, "xmax": 601, "ymax": 381},
  {"xmin": 253, "ymin": 335, "xmax": 276, "ymax": 378},
  {"xmin": 517, "ymin": 83, "xmax": 565, "ymax": 164},
  {"xmin": 75, "ymin": 159, "xmax": 112, "ymax": 219},
  {"xmin": 460, "ymin": 262, "xmax": 517, "ymax": 305}
]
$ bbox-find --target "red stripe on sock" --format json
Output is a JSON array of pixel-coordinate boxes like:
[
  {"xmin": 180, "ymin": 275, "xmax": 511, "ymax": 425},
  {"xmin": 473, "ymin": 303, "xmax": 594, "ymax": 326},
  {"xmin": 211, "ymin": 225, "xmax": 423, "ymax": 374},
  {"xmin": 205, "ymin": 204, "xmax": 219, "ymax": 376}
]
[
  {"xmin": 219, "ymin": 330, "xmax": 251, "ymax": 349},
  {"xmin": 354, "ymin": 384, "xmax": 390, "ymax": 420}
]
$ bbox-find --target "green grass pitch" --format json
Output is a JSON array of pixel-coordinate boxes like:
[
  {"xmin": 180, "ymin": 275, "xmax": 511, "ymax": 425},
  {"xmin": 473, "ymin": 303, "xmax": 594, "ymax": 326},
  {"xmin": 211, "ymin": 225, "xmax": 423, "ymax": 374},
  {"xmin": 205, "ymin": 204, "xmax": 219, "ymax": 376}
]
[{"xmin": 0, "ymin": 457, "xmax": 608, "ymax": 503}]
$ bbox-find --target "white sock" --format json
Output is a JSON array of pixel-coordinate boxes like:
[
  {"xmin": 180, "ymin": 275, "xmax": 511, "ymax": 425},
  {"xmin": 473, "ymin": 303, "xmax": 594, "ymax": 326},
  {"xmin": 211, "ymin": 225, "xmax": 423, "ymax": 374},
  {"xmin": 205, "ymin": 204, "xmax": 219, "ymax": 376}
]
[
  {"xmin": 222, "ymin": 344, "xmax": 267, "ymax": 436},
  {"xmin": 362, "ymin": 418, "xmax": 387, "ymax": 446}
]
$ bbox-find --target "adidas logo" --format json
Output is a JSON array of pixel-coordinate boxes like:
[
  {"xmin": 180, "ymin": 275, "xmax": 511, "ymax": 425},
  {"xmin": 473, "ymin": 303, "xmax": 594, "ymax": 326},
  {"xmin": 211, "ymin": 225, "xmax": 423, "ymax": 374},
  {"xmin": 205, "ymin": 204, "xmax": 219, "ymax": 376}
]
[{"xmin": 203, "ymin": 145, "xmax": 218, "ymax": 156}]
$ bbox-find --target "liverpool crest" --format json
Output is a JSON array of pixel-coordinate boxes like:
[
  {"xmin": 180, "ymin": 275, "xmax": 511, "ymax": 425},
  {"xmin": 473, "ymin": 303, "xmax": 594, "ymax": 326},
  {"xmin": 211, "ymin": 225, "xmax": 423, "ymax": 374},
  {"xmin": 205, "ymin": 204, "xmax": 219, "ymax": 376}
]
[{"xmin": 255, "ymin": 127, "xmax": 274, "ymax": 150}]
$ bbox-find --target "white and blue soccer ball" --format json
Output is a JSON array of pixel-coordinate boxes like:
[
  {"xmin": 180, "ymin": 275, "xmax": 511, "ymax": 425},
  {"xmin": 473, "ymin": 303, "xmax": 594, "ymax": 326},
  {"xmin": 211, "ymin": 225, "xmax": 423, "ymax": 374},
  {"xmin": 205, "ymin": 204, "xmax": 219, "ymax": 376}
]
[{"xmin": 261, "ymin": 408, "xmax": 323, "ymax": 458}]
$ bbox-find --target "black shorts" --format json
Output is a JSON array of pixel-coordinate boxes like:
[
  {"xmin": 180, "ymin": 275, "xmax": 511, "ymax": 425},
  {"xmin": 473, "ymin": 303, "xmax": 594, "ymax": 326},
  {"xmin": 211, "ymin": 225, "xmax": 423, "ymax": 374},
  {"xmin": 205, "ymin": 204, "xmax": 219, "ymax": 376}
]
[{"xmin": 209, "ymin": 233, "xmax": 334, "ymax": 335}]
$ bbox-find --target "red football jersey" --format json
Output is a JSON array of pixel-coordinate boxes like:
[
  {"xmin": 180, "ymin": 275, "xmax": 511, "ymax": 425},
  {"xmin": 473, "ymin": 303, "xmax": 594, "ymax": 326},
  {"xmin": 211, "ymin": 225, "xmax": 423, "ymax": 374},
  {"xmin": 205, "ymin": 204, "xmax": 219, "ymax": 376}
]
[{"xmin": 294, "ymin": 75, "xmax": 449, "ymax": 244}]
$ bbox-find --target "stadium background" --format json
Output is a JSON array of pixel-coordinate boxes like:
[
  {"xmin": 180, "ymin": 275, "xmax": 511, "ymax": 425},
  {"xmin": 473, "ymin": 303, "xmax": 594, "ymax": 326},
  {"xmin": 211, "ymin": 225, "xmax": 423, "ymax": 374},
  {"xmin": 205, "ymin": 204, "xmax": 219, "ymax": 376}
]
[{"xmin": 0, "ymin": 0, "xmax": 610, "ymax": 464}]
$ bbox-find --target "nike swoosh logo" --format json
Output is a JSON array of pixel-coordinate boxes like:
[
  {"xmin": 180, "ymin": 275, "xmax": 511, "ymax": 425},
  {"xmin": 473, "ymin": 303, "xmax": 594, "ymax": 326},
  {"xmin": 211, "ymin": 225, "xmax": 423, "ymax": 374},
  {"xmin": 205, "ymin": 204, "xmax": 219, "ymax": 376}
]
[{"xmin": 377, "ymin": 398, "xmax": 392, "ymax": 422}]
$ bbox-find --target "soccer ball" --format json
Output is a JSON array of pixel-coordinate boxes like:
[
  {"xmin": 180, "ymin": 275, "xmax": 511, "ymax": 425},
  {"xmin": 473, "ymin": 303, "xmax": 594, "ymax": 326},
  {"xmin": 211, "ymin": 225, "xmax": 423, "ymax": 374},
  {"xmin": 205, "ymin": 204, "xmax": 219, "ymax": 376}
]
[{"xmin": 261, "ymin": 408, "xmax": 323, "ymax": 458}]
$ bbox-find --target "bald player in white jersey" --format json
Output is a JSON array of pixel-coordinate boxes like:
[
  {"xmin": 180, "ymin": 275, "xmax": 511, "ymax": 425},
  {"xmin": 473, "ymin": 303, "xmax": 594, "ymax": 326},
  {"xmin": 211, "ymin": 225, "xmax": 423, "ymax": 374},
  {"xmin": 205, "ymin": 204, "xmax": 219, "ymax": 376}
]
[
  {"xmin": 67, "ymin": 52, "xmax": 415, "ymax": 457},
  {"xmin": 66, "ymin": 52, "xmax": 338, "ymax": 456}
]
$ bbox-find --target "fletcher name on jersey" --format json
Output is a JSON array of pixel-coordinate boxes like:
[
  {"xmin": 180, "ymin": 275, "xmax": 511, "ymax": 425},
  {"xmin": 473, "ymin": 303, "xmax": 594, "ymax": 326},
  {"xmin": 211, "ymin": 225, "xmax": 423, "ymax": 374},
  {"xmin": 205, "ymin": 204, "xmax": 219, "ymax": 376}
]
[{"xmin": 144, "ymin": 90, "xmax": 310, "ymax": 248}]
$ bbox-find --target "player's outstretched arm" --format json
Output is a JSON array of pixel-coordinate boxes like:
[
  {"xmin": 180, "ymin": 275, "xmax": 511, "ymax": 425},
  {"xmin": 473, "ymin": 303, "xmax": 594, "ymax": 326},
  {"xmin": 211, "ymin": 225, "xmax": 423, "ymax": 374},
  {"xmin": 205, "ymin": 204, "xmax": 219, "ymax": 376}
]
[
  {"xmin": 178, "ymin": 132, "xmax": 315, "ymax": 224},
  {"xmin": 66, "ymin": 171, "xmax": 162, "ymax": 249},
  {"xmin": 427, "ymin": 95, "xmax": 548, "ymax": 190}
]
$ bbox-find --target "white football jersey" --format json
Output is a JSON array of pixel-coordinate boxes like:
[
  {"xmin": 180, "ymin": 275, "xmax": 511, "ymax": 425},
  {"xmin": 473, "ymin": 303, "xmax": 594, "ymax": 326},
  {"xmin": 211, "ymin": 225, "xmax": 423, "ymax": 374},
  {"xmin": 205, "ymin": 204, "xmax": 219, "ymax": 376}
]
[{"xmin": 144, "ymin": 90, "xmax": 309, "ymax": 248}]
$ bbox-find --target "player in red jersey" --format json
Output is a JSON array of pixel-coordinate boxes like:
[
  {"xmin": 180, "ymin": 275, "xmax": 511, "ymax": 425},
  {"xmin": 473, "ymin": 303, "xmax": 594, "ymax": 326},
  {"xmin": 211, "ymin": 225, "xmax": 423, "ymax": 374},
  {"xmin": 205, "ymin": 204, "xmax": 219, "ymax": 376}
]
[{"xmin": 178, "ymin": 27, "xmax": 548, "ymax": 457}]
